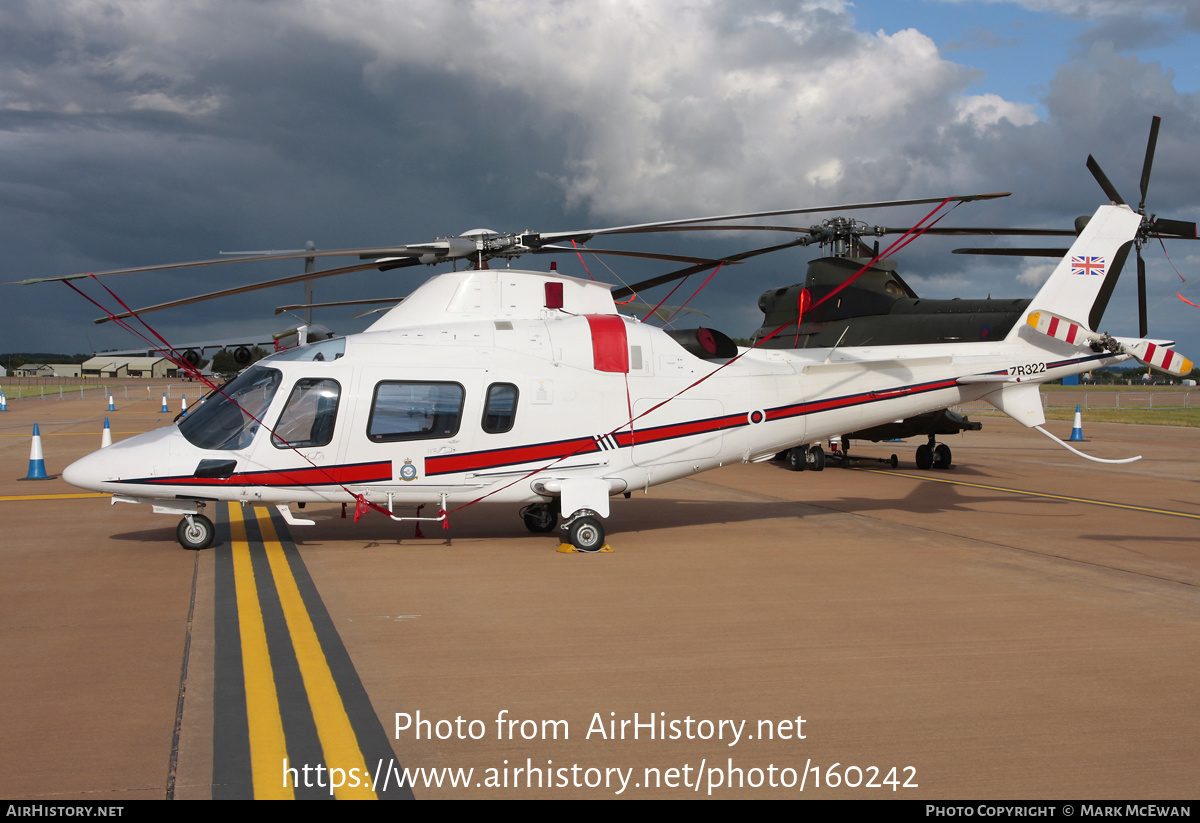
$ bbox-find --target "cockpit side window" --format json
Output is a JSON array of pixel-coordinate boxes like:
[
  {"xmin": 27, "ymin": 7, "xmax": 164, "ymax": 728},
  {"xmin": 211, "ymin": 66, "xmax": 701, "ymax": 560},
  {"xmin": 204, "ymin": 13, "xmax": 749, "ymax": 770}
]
[
  {"xmin": 367, "ymin": 382, "xmax": 464, "ymax": 442},
  {"xmin": 482, "ymin": 383, "xmax": 518, "ymax": 434},
  {"xmin": 178, "ymin": 366, "xmax": 282, "ymax": 450},
  {"xmin": 272, "ymin": 378, "xmax": 341, "ymax": 449}
]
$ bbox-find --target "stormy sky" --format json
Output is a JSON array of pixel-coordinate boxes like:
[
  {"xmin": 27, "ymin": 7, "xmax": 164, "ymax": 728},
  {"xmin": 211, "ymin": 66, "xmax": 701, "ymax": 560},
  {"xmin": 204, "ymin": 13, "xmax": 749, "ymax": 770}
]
[{"xmin": 3, "ymin": 0, "xmax": 1199, "ymax": 360}]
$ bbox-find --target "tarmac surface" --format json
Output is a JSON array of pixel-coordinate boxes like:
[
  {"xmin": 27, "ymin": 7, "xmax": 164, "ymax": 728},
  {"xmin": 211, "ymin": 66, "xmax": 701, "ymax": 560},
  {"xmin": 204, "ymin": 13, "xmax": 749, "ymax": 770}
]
[{"xmin": 1, "ymin": 385, "xmax": 1198, "ymax": 799}]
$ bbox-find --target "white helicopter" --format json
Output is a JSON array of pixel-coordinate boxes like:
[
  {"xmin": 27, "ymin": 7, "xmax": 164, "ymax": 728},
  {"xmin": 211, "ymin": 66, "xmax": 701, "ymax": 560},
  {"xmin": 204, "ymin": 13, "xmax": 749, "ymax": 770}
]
[{"xmin": 47, "ymin": 184, "xmax": 1193, "ymax": 552}]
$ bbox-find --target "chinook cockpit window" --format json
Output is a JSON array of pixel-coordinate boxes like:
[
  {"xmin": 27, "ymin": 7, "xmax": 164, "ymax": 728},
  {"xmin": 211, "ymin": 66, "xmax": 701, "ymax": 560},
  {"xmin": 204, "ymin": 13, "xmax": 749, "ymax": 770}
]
[
  {"xmin": 367, "ymin": 381, "xmax": 464, "ymax": 442},
  {"xmin": 272, "ymin": 379, "xmax": 341, "ymax": 449},
  {"xmin": 178, "ymin": 366, "xmax": 282, "ymax": 450}
]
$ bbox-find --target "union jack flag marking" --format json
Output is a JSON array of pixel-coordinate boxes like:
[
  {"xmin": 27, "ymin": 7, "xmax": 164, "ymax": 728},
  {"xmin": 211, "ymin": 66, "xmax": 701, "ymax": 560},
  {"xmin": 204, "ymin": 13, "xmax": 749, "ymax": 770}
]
[{"xmin": 1070, "ymin": 256, "xmax": 1106, "ymax": 276}]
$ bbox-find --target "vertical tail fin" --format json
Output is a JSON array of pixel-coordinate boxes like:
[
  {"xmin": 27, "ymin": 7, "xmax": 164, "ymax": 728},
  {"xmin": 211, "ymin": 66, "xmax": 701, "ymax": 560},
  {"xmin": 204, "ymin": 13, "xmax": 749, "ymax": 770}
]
[{"xmin": 1008, "ymin": 204, "xmax": 1142, "ymax": 339}]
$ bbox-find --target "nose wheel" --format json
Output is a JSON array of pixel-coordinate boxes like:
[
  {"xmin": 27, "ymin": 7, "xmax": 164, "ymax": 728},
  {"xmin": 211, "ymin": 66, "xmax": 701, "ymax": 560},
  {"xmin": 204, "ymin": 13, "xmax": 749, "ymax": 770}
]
[
  {"xmin": 566, "ymin": 516, "xmax": 606, "ymax": 552},
  {"xmin": 176, "ymin": 513, "xmax": 215, "ymax": 550}
]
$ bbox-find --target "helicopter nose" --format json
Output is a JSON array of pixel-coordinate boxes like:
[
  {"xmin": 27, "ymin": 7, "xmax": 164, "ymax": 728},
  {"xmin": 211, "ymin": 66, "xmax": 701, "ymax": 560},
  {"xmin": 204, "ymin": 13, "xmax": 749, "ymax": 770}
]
[
  {"xmin": 62, "ymin": 426, "xmax": 178, "ymax": 492},
  {"xmin": 63, "ymin": 448, "xmax": 107, "ymax": 491}
]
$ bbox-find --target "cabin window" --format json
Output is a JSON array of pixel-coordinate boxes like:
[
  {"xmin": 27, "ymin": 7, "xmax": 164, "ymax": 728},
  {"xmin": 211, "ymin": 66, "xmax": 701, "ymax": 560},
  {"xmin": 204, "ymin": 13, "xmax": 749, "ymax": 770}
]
[
  {"xmin": 272, "ymin": 378, "xmax": 341, "ymax": 449},
  {"xmin": 481, "ymin": 383, "xmax": 518, "ymax": 434},
  {"xmin": 368, "ymin": 381, "xmax": 464, "ymax": 442},
  {"xmin": 178, "ymin": 365, "xmax": 282, "ymax": 450}
]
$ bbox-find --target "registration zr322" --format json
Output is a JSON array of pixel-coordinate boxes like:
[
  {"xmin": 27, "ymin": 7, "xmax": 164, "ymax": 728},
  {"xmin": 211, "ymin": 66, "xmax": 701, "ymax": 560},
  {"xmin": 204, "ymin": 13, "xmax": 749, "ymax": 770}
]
[{"xmin": 1007, "ymin": 362, "xmax": 1047, "ymax": 377}]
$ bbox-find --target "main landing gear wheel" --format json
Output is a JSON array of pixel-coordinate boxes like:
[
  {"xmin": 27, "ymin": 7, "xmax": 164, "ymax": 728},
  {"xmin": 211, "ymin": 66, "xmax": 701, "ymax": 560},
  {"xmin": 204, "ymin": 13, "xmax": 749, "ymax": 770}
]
[
  {"xmin": 177, "ymin": 514, "xmax": 215, "ymax": 550},
  {"xmin": 567, "ymin": 516, "xmax": 605, "ymax": 552},
  {"xmin": 890, "ymin": 454, "xmax": 899, "ymax": 469},
  {"xmin": 807, "ymin": 444, "xmax": 825, "ymax": 471},
  {"xmin": 934, "ymin": 443, "xmax": 952, "ymax": 469},
  {"xmin": 787, "ymin": 448, "xmax": 806, "ymax": 471},
  {"xmin": 521, "ymin": 502, "xmax": 559, "ymax": 533},
  {"xmin": 915, "ymin": 443, "xmax": 933, "ymax": 470}
]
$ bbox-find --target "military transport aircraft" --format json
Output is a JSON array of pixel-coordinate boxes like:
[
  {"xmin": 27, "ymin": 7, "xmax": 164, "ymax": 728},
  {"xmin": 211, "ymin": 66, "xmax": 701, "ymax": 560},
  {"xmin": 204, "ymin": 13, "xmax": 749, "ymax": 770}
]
[{"xmin": 732, "ymin": 116, "xmax": 1197, "ymax": 471}]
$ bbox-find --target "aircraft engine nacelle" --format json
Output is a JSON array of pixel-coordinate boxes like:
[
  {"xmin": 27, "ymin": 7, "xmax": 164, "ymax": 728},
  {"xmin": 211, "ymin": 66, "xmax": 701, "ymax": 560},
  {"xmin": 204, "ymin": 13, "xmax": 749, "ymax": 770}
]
[
  {"xmin": 666, "ymin": 327, "xmax": 739, "ymax": 360},
  {"xmin": 232, "ymin": 346, "xmax": 253, "ymax": 366}
]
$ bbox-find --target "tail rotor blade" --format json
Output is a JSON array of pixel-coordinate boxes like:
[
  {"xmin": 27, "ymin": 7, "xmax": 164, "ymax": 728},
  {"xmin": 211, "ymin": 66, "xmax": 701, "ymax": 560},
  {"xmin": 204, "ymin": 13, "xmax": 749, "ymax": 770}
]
[
  {"xmin": 1125, "ymin": 341, "xmax": 1195, "ymax": 376},
  {"xmin": 1027, "ymin": 311, "xmax": 1194, "ymax": 376}
]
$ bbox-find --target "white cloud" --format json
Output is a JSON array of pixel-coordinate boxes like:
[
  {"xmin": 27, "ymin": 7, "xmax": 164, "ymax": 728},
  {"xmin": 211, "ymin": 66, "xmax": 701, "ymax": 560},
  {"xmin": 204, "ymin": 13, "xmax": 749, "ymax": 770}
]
[
  {"xmin": 1018, "ymin": 262, "xmax": 1056, "ymax": 287},
  {"xmin": 4, "ymin": 0, "xmax": 1200, "ymax": 355},
  {"xmin": 955, "ymin": 93, "xmax": 1038, "ymax": 133},
  {"xmin": 272, "ymin": 1, "xmax": 1030, "ymax": 218}
]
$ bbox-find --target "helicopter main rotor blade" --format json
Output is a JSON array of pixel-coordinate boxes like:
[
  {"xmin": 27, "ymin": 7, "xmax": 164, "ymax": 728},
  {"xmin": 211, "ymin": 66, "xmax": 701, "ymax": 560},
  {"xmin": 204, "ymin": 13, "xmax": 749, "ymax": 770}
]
[
  {"xmin": 21, "ymin": 246, "xmax": 433, "ymax": 285},
  {"xmin": 610, "ymin": 238, "xmax": 809, "ymax": 299},
  {"xmin": 274, "ymin": 297, "xmax": 407, "ymax": 315},
  {"xmin": 582, "ymin": 223, "xmax": 819, "ymax": 235},
  {"xmin": 1086, "ymin": 155, "xmax": 1126, "ymax": 206},
  {"xmin": 1139, "ymin": 115, "xmax": 1161, "ymax": 212},
  {"xmin": 541, "ymin": 192, "xmax": 1011, "ymax": 245},
  {"xmin": 94, "ymin": 258, "xmax": 419, "ymax": 324},
  {"xmin": 530, "ymin": 245, "xmax": 738, "ymax": 266},
  {"xmin": 887, "ymin": 226, "xmax": 1078, "ymax": 237},
  {"xmin": 609, "ymin": 223, "xmax": 1078, "ymax": 238}
]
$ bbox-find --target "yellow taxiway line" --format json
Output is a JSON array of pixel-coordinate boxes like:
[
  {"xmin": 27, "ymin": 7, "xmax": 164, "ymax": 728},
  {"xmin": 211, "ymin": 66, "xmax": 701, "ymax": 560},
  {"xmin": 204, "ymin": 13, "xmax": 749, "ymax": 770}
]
[
  {"xmin": 0, "ymin": 493, "xmax": 109, "ymax": 501},
  {"xmin": 253, "ymin": 508, "xmax": 376, "ymax": 799},
  {"xmin": 859, "ymin": 468, "xmax": 1200, "ymax": 520},
  {"xmin": 228, "ymin": 503, "xmax": 294, "ymax": 800}
]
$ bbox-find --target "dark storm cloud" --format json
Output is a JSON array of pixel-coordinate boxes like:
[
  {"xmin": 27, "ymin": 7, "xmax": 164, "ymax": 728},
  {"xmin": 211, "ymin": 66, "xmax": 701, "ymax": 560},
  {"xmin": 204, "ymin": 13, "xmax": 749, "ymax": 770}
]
[{"xmin": 2, "ymin": 0, "xmax": 1199, "ymax": 357}]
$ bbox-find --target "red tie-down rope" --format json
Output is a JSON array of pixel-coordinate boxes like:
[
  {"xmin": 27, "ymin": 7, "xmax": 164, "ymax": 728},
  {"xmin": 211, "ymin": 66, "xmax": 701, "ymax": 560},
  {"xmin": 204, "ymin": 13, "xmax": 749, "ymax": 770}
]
[
  {"xmin": 804, "ymin": 197, "xmax": 959, "ymax": 315},
  {"xmin": 66, "ymin": 196, "xmax": 960, "ymax": 531},
  {"xmin": 439, "ymin": 197, "xmax": 963, "ymax": 521},
  {"xmin": 64, "ymin": 275, "xmax": 398, "ymax": 521},
  {"xmin": 640, "ymin": 261, "xmax": 726, "ymax": 326},
  {"xmin": 1154, "ymin": 235, "xmax": 1200, "ymax": 310},
  {"xmin": 793, "ymin": 287, "xmax": 812, "ymax": 348}
]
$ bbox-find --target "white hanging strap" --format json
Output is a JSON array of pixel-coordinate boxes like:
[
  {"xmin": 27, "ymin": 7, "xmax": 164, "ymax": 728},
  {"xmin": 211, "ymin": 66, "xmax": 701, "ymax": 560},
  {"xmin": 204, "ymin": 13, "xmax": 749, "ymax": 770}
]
[{"xmin": 1033, "ymin": 425, "xmax": 1141, "ymax": 464}]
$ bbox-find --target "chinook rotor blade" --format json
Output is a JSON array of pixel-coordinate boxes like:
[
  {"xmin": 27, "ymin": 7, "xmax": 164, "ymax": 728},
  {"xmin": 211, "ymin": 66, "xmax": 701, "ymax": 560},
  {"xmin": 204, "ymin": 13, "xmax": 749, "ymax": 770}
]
[
  {"xmin": 1139, "ymin": 115, "xmax": 1161, "ymax": 212},
  {"xmin": 952, "ymin": 248, "xmax": 1070, "ymax": 257},
  {"xmin": 1087, "ymin": 155, "xmax": 1126, "ymax": 206},
  {"xmin": 1137, "ymin": 253, "xmax": 1148, "ymax": 338},
  {"xmin": 94, "ymin": 258, "xmax": 419, "ymax": 324},
  {"xmin": 610, "ymin": 238, "xmax": 809, "ymax": 300},
  {"xmin": 889, "ymin": 227, "xmax": 1077, "ymax": 237},
  {"xmin": 1148, "ymin": 218, "xmax": 1198, "ymax": 238}
]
